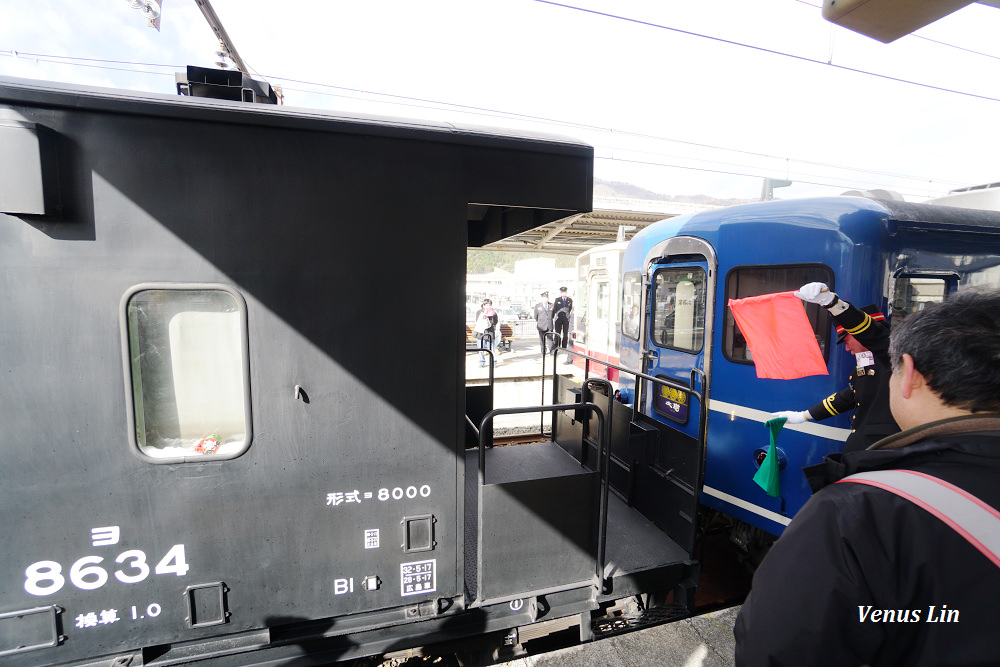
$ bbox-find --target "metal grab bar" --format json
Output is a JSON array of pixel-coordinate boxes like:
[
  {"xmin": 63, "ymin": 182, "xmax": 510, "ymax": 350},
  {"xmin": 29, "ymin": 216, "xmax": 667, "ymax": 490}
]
[
  {"xmin": 550, "ymin": 345, "xmax": 703, "ymax": 405},
  {"xmin": 690, "ymin": 367, "xmax": 710, "ymax": 490},
  {"xmin": 464, "ymin": 347, "xmax": 495, "ymax": 446},
  {"xmin": 539, "ymin": 330, "xmax": 563, "ymax": 432},
  {"xmin": 549, "ymin": 347, "xmax": 711, "ymax": 531},
  {"xmin": 582, "ymin": 378, "xmax": 614, "ymax": 595},
  {"xmin": 474, "ymin": 403, "xmax": 606, "ymax": 607},
  {"xmin": 465, "ymin": 414, "xmax": 479, "ymax": 439},
  {"xmin": 464, "ymin": 346, "xmax": 496, "ymax": 389}
]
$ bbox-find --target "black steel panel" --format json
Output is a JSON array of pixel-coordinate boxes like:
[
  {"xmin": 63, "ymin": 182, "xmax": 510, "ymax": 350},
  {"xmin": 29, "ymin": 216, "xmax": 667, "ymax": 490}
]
[
  {"xmin": 0, "ymin": 120, "xmax": 60, "ymax": 217},
  {"xmin": 480, "ymin": 473, "xmax": 600, "ymax": 602},
  {"xmin": 465, "ymin": 385, "xmax": 493, "ymax": 447},
  {"xmin": 608, "ymin": 397, "xmax": 634, "ymax": 462},
  {"xmin": 0, "ymin": 76, "xmax": 593, "ymax": 212},
  {"xmin": 653, "ymin": 417, "xmax": 702, "ymax": 489},
  {"xmin": 552, "ymin": 378, "xmax": 584, "ymax": 463},
  {"xmin": 0, "ymin": 77, "xmax": 594, "ymax": 666},
  {"xmin": 633, "ymin": 466, "xmax": 700, "ymax": 556}
]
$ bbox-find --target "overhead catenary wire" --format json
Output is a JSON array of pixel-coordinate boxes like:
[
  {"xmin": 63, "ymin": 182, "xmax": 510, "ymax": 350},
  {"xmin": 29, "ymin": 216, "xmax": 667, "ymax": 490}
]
[
  {"xmin": 595, "ymin": 156, "xmax": 935, "ymax": 200},
  {"xmin": 533, "ymin": 0, "xmax": 1000, "ymax": 106},
  {"xmin": 0, "ymin": 47, "xmax": 963, "ymax": 196},
  {"xmin": 272, "ymin": 78, "xmax": 964, "ymax": 195},
  {"xmin": 787, "ymin": 0, "xmax": 1000, "ymax": 62},
  {"xmin": 4, "ymin": 0, "xmax": 994, "ymax": 200}
]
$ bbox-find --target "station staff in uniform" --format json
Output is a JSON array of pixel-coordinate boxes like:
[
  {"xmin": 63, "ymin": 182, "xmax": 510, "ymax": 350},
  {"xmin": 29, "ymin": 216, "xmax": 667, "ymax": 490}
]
[
  {"xmin": 736, "ymin": 288, "xmax": 1000, "ymax": 666},
  {"xmin": 533, "ymin": 291, "xmax": 553, "ymax": 354},
  {"xmin": 770, "ymin": 283, "xmax": 899, "ymax": 452},
  {"xmin": 551, "ymin": 286, "xmax": 573, "ymax": 359}
]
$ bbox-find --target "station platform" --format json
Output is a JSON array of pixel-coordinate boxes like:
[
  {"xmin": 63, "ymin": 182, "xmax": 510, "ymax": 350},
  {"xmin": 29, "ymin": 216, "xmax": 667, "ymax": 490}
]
[
  {"xmin": 496, "ymin": 605, "xmax": 740, "ymax": 667},
  {"xmin": 465, "ymin": 343, "xmax": 583, "ymax": 383},
  {"xmin": 465, "ymin": 343, "xmax": 588, "ymax": 430}
]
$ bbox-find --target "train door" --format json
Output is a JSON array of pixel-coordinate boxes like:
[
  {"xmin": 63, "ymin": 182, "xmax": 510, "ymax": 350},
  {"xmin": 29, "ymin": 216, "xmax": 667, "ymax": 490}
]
[
  {"xmin": 587, "ymin": 274, "xmax": 611, "ymax": 358},
  {"xmin": 632, "ymin": 237, "xmax": 717, "ymax": 540},
  {"xmin": 642, "ymin": 241, "xmax": 716, "ymax": 442}
]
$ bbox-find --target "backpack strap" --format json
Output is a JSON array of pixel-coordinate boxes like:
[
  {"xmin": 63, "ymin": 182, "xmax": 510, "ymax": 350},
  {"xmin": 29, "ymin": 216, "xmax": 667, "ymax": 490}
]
[{"xmin": 837, "ymin": 469, "xmax": 1000, "ymax": 568}]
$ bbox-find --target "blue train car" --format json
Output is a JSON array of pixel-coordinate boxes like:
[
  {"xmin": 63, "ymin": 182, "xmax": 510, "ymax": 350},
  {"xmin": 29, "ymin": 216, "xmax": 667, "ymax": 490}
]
[{"xmin": 615, "ymin": 196, "xmax": 1000, "ymax": 561}]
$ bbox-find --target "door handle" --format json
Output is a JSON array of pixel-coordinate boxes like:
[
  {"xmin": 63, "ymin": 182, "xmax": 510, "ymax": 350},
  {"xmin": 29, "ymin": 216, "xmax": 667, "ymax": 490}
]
[{"xmin": 646, "ymin": 350, "xmax": 659, "ymax": 360}]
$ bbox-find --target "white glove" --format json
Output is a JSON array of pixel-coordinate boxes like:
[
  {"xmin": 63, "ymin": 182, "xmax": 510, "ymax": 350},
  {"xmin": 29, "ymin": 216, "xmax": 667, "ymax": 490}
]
[
  {"xmin": 794, "ymin": 282, "xmax": 836, "ymax": 307},
  {"xmin": 770, "ymin": 410, "xmax": 810, "ymax": 425}
]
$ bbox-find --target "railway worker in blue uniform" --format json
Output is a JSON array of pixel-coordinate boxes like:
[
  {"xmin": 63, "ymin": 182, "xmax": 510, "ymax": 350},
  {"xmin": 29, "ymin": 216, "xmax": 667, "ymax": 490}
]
[
  {"xmin": 474, "ymin": 299, "xmax": 499, "ymax": 368},
  {"xmin": 551, "ymin": 286, "xmax": 574, "ymax": 362},
  {"xmin": 534, "ymin": 291, "xmax": 554, "ymax": 355},
  {"xmin": 770, "ymin": 283, "xmax": 899, "ymax": 452},
  {"xmin": 735, "ymin": 288, "xmax": 1000, "ymax": 666}
]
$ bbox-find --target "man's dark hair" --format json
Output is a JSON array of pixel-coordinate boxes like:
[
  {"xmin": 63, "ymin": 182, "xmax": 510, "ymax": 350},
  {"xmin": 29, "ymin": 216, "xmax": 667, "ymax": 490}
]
[{"xmin": 889, "ymin": 288, "xmax": 1000, "ymax": 413}]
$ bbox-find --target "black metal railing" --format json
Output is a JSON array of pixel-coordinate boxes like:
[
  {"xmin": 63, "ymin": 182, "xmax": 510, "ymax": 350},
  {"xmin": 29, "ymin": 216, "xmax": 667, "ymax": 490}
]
[{"xmin": 473, "ymin": 402, "xmax": 607, "ymax": 606}]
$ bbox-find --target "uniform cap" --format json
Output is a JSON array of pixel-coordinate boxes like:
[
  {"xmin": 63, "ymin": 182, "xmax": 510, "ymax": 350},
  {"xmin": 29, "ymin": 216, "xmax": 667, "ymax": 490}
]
[{"xmin": 540, "ymin": 291, "xmax": 549, "ymax": 297}]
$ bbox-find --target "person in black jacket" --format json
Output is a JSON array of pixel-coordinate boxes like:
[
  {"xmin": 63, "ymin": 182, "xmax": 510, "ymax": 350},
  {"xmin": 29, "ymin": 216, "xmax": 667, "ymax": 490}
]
[
  {"xmin": 735, "ymin": 288, "xmax": 1000, "ymax": 667},
  {"xmin": 551, "ymin": 286, "xmax": 574, "ymax": 361},
  {"xmin": 770, "ymin": 283, "xmax": 899, "ymax": 452}
]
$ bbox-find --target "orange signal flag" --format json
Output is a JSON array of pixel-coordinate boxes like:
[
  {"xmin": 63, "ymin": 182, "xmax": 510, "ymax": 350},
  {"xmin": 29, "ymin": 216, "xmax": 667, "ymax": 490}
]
[{"xmin": 728, "ymin": 291, "xmax": 829, "ymax": 380}]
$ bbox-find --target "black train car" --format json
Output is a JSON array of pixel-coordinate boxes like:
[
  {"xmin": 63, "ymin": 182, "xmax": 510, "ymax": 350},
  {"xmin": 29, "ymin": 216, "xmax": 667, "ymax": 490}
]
[{"xmin": 0, "ymin": 77, "xmax": 698, "ymax": 666}]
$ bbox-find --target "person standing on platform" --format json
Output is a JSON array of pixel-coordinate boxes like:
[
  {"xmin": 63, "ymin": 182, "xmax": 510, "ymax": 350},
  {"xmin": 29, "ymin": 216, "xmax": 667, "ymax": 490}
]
[
  {"xmin": 473, "ymin": 299, "xmax": 499, "ymax": 368},
  {"xmin": 533, "ymin": 291, "xmax": 553, "ymax": 355},
  {"xmin": 551, "ymin": 286, "xmax": 574, "ymax": 362}
]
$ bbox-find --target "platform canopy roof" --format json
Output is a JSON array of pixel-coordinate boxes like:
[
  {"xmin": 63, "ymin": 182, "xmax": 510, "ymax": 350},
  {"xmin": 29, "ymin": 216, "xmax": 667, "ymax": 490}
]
[{"xmin": 479, "ymin": 196, "xmax": 721, "ymax": 256}]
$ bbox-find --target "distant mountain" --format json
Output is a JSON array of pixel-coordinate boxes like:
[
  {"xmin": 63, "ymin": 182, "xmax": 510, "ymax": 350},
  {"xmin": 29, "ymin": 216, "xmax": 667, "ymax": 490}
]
[
  {"xmin": 594, "ymin": 178, "xmax": 753, "ymax": 207},
  {"xmin": 468, "ymin": 250, "xmax": 574, "ymax": 273}
]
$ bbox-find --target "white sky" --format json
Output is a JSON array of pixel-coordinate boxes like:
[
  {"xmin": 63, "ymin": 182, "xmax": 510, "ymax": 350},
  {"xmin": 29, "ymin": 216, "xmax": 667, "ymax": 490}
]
[{"xmin": 1, "ymin": 0, "xmax": 998, "ymax": 201}]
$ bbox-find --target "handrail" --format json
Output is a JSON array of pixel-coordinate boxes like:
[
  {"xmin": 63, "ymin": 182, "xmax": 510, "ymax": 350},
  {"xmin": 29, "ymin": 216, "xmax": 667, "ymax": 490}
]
[
  {"xmin": 540, "ymin": 331, "xmax": 562, "ymax": 432},
  {"xmin": 551, "ymin": 346, "xmax": 702, "ymax": 404},
  {"xmin": 550, "ymin": 346, "xmax": 709, "ymax": 498},
  {"xmin": 464, "ymin": 414, "xmax": 479, "ymax": 440},
  {"xmin": 474, "ymin": 402, "xmax": 606, "ymax": 608},
  {"xmin": 465, "ymin": 345, "xmax": 495, "ymax": 446},
  {"xmin": 582, "ymin": 378, "xmax": 614, "ymax": 595},
  {"xmin": 464, "ymin": 343, "xmax": 495, "ymax": 389},
  {"xmin": 691, "ymin": 367, "xmax": 710, "ymax": 491}
]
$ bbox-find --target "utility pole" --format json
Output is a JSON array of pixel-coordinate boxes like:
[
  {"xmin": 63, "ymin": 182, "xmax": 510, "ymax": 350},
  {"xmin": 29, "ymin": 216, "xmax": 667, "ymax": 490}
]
[
  {"xmin": 192, "ymin": 0, "xmax": 249, "ymax": 77},
  {"xmin": 125, "ymin": 0, "xmax": 281, "ymax": 104},
  {"xmin": 761, "ymin": 178, "xmax": 792, "ymax": 201}
]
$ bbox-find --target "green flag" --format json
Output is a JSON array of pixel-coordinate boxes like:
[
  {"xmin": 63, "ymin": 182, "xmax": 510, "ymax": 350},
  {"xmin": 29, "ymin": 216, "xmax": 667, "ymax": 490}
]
[{"xmin": 754, "ymin": 417, "xmax": 786, "ymax": 497}]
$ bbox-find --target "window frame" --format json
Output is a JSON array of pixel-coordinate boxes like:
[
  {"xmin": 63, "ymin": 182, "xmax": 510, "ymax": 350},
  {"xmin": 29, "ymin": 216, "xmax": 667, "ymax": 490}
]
[
  {"xmin": 890, "ymin": 272, "xmax": 957, "ymax": 325},
  {"xmin": 650, "ymin": 265, "xmax": 708, "ymax": 355},
  {"xmin": 621, "ymin": 271, "xmax": 642, "ymax": 342},
  {"xmin": 722, "ymin": 263, "xmax": 835, "ymax": 366},
  {"xmin": 120, "ymin": 283, "xmax": 252, "ymax": 464}
]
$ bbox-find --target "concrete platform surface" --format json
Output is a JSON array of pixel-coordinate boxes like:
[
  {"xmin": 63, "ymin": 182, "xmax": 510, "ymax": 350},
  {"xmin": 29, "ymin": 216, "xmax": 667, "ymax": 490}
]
[{"xmin": 497, "ymin": 606, "xmax": 740, "ymax": 667}]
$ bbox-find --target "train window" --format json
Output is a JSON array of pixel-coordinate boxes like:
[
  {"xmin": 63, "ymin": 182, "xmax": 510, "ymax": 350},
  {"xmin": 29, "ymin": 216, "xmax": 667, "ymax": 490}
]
[
  {"xmin": 125, "ymin": 287, "xmax": 250, "ymax": 460},
  {"xmin": 595, "ymin": 281, "xmax": 610, "ymax": 320},
  {"xmin": 622, "ymin": 272, "xmax": 642, "ymax": 341},
  {"xmin": 891, "ymin": 276, "xmax": 949, "ymax": 323},
  {"xmin": 723, "ymin": 265, "xmax": 834, "ymax": 364},
  {"xmin": 651, "ymin": 268, "xmax": 706, "ymax": 353}
]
